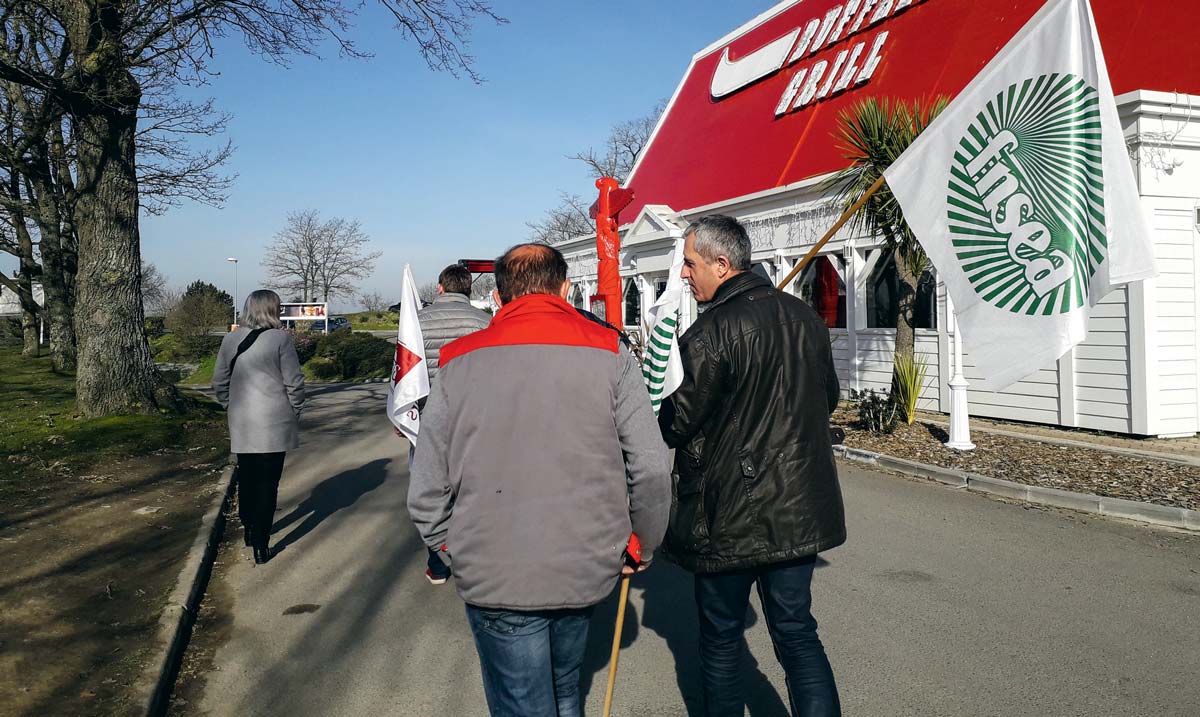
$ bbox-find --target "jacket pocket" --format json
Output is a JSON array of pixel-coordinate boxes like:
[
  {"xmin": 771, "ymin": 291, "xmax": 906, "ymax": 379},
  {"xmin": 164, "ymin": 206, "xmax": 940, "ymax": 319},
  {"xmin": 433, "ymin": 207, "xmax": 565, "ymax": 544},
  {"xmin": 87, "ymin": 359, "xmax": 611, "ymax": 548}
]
[
  {"xmin": 668, "ymin": 460, "xmax": 711, "ymax": 554},
  {"xmin": 477, "ymin": 611, "xmax": 530, "ymax": 636}
]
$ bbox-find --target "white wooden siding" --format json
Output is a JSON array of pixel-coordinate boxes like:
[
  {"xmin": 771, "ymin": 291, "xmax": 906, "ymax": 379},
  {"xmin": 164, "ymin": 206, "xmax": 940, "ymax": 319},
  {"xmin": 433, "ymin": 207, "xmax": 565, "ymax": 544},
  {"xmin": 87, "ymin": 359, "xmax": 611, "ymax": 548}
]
[{"xmin": 1150, "ymin": 204, "xmax": 1199, "ymax": 435}]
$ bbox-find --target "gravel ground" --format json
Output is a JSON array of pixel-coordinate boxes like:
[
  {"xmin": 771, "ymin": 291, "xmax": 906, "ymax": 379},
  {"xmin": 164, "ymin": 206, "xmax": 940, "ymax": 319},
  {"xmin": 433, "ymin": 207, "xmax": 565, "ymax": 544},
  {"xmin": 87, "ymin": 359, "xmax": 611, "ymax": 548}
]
[{"xmin": 832, "ymin": 408, "xmax": 1200, "ymax": 511}]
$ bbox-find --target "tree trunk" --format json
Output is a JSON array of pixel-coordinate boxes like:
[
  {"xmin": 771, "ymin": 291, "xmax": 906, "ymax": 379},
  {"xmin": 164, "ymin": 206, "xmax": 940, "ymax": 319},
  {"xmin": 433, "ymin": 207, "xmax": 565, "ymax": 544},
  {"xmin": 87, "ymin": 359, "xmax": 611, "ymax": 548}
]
[
  {"xmin": 26, "ymin": 153, "xmax": 78, "ymax": 372},
  {"xmin": 893, "ymin": 246, "xmax": 918, "ymax": 364},
  {"xmin": 71, "ymin": 69, "xmax": 177, "ymax": 415},
  {"xmin": 5, "ymin": 190, "xmax": 42, "ymax": 357}
]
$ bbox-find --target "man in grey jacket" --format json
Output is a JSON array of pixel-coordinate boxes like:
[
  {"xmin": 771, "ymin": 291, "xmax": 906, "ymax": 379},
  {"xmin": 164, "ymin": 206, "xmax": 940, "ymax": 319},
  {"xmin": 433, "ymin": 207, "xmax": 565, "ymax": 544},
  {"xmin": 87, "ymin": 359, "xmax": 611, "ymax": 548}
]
[
  {"xmin": 413, "ymin": 264, "xmax": 492, "ymax": 585},
  {"xmin": 409, "ymin": 244, "xmax": 670, "ymax": 717}
]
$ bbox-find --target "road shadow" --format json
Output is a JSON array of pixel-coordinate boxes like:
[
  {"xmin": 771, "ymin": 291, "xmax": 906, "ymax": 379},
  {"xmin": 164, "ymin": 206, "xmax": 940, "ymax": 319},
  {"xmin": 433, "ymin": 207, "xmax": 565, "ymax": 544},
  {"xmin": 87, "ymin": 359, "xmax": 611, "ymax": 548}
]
[
  {"xmin": 580, "ymin": 561, "xmax": 790, "ymax": 716},
  {"xmin": 270, "ymin": 458, "xmax": 391, "ymax": 554}
]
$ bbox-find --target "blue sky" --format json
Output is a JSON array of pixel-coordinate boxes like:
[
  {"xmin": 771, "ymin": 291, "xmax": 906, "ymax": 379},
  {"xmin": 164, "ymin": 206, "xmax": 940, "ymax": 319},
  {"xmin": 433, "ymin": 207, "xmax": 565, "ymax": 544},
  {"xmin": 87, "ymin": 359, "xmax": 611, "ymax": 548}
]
[{"xmin": 131, "ymin": 1, "xmax": 774, "ymax": 311}]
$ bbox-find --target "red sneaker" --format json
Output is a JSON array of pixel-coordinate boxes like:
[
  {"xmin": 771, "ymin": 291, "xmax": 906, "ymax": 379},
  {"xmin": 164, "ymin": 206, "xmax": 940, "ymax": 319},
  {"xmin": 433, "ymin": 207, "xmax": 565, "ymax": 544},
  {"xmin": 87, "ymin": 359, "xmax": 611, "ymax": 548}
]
[{"xmin": 425, "ymin": 568, "xmax": 449, "ymax": 586}]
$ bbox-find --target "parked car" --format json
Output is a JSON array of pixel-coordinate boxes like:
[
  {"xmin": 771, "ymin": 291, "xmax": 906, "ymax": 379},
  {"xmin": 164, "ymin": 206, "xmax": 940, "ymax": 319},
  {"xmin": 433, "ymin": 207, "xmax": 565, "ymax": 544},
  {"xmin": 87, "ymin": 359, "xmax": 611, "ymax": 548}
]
[{"xmin": 310, "ymin": 316, "xmax": 351, "ymax": 333}]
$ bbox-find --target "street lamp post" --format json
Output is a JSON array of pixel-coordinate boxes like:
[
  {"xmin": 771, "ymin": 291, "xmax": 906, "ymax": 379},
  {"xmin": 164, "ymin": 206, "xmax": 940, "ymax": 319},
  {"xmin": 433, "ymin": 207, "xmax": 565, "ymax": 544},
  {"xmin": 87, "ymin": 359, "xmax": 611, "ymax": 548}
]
[{"xmin": 226, "ymin": 257, "xmax": 238, "ymax": 328}]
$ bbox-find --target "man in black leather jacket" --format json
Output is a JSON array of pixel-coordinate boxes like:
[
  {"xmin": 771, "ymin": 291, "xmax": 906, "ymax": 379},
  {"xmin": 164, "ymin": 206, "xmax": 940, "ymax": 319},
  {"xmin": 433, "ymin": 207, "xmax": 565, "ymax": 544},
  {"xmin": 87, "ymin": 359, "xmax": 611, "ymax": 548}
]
[{"xmin": 658, "ymin": 215, "xmax": 845, "ymax": 717}]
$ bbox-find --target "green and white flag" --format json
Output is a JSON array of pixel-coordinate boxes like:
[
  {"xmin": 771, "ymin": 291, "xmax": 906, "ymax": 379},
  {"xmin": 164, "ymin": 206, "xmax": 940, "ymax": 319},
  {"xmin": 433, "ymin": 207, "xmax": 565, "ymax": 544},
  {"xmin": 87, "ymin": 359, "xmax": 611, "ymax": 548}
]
[
  {"xmin": 883, "ymin": 0, "xmax": 1156, "ymax": 390},
  {"xmin": 642, "ymin": 235, "xmax": 687, "ymax": 414}
]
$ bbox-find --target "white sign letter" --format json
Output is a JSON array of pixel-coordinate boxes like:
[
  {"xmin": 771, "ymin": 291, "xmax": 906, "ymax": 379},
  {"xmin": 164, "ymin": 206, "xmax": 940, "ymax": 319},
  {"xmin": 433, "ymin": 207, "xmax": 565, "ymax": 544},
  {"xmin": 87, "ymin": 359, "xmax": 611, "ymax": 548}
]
[
  {"xmin": 775, "ymin": 68, "xmax": 809, "ymax": 115},
  {"xmin": 832, "ymin": 41, "xmax": 866, "ymax": 93},
  {"xmin": 796, "ymin": 60, "xmax": 829, "ymax": 108},
  {"xmin": 854, "ymin": 31, "xmax": 889, "ymax": 84}
]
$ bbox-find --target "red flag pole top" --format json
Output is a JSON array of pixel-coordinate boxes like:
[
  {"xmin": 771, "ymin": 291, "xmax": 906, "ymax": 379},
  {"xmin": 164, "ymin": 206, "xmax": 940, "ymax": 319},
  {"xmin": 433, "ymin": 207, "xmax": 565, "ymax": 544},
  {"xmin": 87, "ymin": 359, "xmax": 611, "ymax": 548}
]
[{"xmin": 590, "ymin": 177, "xmax": 634, "ymax": 328}]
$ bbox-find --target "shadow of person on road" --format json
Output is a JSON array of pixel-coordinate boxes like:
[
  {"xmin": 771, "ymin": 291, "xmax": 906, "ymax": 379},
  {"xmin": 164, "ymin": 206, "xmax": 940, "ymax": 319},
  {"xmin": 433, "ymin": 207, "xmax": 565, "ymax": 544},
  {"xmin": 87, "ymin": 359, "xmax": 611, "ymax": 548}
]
[
  {"xmin": 636, "ymin": 560, "xmax": 791, "ymax": 717},
  {"xmin": 270, "ymin": 458, "xmax": 391, "ymax": 555},
  {"xmin": 578, "ymin": 577, "xmax": 641, "ymax": 715}
]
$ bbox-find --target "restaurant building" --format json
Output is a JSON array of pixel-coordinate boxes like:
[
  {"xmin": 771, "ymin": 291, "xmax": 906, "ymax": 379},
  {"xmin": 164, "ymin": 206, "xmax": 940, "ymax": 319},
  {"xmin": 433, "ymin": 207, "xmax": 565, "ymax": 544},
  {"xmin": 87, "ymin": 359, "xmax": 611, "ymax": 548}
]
[{"xmin": 557, "ymin": 0, "xmax": 1200, "ymax": 437}]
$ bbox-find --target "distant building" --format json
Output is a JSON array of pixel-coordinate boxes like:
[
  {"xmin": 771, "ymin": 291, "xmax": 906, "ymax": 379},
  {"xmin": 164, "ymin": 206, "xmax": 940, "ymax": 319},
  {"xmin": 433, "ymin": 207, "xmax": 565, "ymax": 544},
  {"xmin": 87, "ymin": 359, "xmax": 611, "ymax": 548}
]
[{"xmin": 0, "ymin": 282, "xmax": 43, "ymax": 318}]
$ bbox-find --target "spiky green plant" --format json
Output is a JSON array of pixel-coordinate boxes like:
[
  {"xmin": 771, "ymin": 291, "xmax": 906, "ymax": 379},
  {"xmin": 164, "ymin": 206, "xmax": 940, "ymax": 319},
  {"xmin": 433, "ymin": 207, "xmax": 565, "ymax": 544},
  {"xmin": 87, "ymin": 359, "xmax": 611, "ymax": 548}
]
[{"xmin": 892, "ymin": 352, "xmax": 929, "ymax": 425}]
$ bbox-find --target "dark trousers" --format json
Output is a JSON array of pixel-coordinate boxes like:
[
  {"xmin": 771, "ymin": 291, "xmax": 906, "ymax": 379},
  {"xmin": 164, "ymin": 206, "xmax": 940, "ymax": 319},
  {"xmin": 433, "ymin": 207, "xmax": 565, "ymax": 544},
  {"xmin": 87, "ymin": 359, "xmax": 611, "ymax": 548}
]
[
  {"xmin": 465, "ymin": 605, "xmax": 592, "ymax": 717},
  {"xmin": 236, "ymin": 452, "xmax": 286, "ymax": 549},
  {"xmin": 695, "ymin": 556, "xmax": 840, "ymax": 717}
]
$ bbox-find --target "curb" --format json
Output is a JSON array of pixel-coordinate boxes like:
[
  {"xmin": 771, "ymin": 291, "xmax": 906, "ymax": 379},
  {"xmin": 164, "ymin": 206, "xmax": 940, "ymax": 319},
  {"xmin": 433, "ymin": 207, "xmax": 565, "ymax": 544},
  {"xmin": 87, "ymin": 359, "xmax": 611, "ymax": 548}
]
[
  {"xmin": 136, "ymin": 464, "xmax": 237, "ymax": 716},
  {"xmin": 833, "ymin": 445, "xmax": 1200, "ymax": 532}
]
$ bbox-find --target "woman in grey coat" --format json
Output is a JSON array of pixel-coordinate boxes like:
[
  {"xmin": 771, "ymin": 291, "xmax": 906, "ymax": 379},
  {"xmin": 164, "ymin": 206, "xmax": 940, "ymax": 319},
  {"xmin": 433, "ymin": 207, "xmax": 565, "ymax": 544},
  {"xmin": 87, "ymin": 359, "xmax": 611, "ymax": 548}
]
[{"xmin": 212, "ymin": 289, "xmax": 306, "ymax": 564}]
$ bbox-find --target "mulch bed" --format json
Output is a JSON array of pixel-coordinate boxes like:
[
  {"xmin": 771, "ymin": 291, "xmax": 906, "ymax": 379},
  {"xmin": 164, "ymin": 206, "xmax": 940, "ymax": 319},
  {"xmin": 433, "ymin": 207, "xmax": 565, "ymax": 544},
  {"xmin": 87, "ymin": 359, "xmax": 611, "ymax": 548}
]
[{"xmin": 831, "ymin": 408, "xmax": 1200, "ymax": 512}]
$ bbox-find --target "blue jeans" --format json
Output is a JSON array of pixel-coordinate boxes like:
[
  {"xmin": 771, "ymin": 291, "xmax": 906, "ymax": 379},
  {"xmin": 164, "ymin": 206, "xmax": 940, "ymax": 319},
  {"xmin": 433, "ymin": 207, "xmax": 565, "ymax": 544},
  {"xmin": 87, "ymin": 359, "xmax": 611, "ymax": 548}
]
[
  {"xmin": 695, "ymin": 556, "xmax": 840, "ymax": 717},
  {"xmin": 465, "ymin": 605, "xmax": 592, "ymax": 717}
]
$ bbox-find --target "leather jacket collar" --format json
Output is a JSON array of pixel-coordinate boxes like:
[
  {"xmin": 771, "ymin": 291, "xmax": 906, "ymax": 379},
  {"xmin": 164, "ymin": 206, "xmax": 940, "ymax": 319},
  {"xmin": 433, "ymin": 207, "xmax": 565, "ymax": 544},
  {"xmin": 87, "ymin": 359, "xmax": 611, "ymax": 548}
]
[{"xmin": 706, "ymin": 271, "xmax": 772, "ymax": 310}]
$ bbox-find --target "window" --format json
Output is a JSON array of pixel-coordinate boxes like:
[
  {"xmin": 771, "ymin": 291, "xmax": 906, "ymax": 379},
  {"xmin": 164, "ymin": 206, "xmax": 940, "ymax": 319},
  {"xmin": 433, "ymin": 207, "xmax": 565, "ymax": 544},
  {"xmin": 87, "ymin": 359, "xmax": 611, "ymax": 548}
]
[
  {"xmin": 570, "ymin": 284, "xmax": 585, "ymax": 309},
  {"xmin": 866, "ymin": 252, "xmax": 937, "ymax": 330},
  {"xmin": 624, "ymin": 278, "xmax": 641, "ymax": 327},
  {"xmin": 794, "ymin": 256, "xmax": 846, "ymax": 329},
  {"xmin": 655, "ymin": 278, "xmax": 668, "ymax": 299}
]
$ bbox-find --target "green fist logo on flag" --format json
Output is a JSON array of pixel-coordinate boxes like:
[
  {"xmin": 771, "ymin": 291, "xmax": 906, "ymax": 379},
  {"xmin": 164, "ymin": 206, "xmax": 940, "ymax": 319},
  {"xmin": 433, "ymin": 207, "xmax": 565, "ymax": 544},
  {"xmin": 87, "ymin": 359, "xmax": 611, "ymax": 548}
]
[{"xmin": 885, "ymin": 0, "xmax": 1156, "ymax": 390}]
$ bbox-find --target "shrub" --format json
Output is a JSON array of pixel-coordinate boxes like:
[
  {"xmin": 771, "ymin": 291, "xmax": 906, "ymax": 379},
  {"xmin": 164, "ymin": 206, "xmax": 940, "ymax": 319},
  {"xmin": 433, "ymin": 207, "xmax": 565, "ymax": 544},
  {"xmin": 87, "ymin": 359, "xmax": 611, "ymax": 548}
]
[
  {"xmin": 144, "ymin": 317, "xmax": 167, "ymax": 337},
  {"xmin": 892, "ymin": 353, "xmax": 929, "ymax": 425},
  {"xmin": 181, "ymin": 334, "xmax": 222, "ymax": 360},
  {"xmin": 357, "ymin": 316, "xmax": 369, "ymax": 324},
  {"xmin": 850, "ymin": 388, "xmax": 897, "ymax": 434},
  {"xmin": 312, "ymin": 332, "xmax": 393, "ymax": 380},
  {"xmin": 306, "ymin": 356, "xmax": 339, "ymax": 380},
  {"xmin": 291, "ymin": 332, "xmax": 318, "ymax": 365}
]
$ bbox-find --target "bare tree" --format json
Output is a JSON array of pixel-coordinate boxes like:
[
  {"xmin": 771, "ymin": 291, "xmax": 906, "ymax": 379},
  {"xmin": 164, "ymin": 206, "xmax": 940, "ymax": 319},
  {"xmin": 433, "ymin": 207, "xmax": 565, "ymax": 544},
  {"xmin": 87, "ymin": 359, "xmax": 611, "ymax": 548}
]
[
  {"xmin": 418, "ymin": 282, "xmax": 438, "ymax": 305},
  {"xmin": 359, "ymin": 290, "xmax": 388, "ymax": 313},
  {"xmin": 264, "ymin": 210, "xmax": 381, "ymax": 302},
  {"xmin": 527, "ymin": 192, "xmax": 594, "ymax": 245},
  {"xmin": 314, "ymin": 217, "xmax": 381, "ymax": 302},
  {"xmin": 141, "ymin": 261, "xmax": 170, "ymax": 316},
  {"xmin": 569, "ymin": 99, "xmax": 667, "ymax": 182},
  {"xmin": 0, "ymin": 0, "xmax": 506, "ymax": 416}
]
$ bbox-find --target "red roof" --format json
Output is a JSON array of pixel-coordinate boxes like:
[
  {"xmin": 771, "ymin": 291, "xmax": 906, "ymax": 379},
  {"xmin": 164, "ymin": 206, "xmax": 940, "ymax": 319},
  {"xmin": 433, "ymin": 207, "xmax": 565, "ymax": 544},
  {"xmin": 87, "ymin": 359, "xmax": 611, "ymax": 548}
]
[{"xmin": 625, "ymin": 0, "xmax": 1200, "ymax": 218}]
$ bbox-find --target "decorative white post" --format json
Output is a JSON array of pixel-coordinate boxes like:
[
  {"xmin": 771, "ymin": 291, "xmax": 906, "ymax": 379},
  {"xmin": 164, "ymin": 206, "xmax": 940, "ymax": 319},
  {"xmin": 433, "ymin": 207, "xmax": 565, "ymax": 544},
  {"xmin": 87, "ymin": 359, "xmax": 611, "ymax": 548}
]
[{"xmin": 945, "ymin": 294, "xmax": 975, "ymax": 450}]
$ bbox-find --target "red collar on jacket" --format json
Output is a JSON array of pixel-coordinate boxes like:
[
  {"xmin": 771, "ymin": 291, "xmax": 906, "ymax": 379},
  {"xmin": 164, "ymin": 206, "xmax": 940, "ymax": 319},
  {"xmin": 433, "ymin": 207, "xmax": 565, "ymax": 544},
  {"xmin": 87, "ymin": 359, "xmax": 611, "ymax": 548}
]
[{"xmin": 439, "ymin": 293, "xmax": 618, "ymax": 367}]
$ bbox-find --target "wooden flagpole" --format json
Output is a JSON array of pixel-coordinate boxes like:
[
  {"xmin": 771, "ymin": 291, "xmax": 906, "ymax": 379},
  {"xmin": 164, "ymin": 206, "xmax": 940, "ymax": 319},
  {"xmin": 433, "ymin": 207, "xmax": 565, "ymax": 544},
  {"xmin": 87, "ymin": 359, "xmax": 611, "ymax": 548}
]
[{"xmin": 775, "ymin": 175, "xmax": 887, "ymax": 290}]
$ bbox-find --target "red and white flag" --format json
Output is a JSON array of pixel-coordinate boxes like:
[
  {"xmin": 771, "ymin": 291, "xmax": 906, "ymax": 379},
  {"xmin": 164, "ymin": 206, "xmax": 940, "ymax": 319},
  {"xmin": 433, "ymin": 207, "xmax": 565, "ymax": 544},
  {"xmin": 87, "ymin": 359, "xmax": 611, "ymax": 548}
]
[{"xmin": 387, "ymin": 264, "xmax": 429, "ymax": 445}]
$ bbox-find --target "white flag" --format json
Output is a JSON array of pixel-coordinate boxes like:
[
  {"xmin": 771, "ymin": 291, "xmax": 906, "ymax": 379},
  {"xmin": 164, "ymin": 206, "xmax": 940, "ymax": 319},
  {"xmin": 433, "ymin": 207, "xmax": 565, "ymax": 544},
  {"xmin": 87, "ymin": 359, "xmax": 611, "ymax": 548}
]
[
  {"xmin": 642, "ymin": 235, "xmax": 686, "ymax": 415},
  {"xmin": 387, "ymin": 264, "xmax": 429, "ymax": 444},
  {"xmin": 883, "ymin": 0, "xmax": 1156, "ymax": 390}
]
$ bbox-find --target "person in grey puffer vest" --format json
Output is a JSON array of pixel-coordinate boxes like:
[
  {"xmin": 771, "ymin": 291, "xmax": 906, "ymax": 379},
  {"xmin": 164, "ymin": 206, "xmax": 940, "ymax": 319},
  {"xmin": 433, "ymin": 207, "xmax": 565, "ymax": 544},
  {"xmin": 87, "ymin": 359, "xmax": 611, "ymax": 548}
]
[{"xmin": 413, "ymin": 264, "xmax": 491, "ymax": 584}]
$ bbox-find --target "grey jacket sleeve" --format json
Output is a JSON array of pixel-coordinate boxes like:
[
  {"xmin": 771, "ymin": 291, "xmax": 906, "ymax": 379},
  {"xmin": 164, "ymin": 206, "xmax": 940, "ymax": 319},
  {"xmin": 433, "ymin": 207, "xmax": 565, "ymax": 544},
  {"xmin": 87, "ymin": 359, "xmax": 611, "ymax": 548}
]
[
  {"xmin": 211, "ymin": 335, "xmax": 234, "ymax": 409},
  {"xmin": 408, "ymin": 374, "xmax": 454, "ymax": 560},
  {"xmin": 279, "ymin": 333, "xmax": 306, "ymax": 415},
  {"xmin": 614, "ymin": 347, "xmax": 672, "ymax": 564}
]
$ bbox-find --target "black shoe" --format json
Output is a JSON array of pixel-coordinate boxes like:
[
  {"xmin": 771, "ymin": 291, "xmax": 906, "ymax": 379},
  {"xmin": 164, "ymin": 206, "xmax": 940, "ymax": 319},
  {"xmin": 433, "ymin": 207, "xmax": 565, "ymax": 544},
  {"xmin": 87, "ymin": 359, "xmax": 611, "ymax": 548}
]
[
  {"xmin": 253, "ymin": 545, "xmax": 271, "ymax": 565},
  {"xmin": 243, "ymin": 527, "xmax": 253, "ymax": 547}
]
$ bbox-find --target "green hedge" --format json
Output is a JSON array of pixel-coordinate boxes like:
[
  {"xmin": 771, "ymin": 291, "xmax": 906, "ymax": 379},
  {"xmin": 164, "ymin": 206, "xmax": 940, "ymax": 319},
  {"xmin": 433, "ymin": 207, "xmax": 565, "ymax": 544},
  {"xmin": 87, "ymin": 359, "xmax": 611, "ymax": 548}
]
[{"xmin": 304, "ymin": 331, "xmax": 393, "ymax": 381}]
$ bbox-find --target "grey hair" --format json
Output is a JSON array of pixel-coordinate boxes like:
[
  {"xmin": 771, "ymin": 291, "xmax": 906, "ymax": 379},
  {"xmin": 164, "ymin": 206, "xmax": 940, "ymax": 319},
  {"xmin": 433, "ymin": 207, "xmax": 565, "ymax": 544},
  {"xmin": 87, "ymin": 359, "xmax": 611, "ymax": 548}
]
[
  {"xmin": 242, "ymin": 289, "xmax": 283, "ymax": 330},
  {"xmin": 684, "ymin": 215, "xmax": 752, "ymax": 270}
]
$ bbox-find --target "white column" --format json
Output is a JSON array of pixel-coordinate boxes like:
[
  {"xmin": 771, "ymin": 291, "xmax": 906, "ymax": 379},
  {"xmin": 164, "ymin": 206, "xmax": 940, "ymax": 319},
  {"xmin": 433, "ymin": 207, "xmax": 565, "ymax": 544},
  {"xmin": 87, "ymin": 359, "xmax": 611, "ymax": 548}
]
[
  {"xmin": 842, "ymin": 244, "xmax": 860, "ymax": 393},
  {"xmin": 945, "ymin": 293, "xmax": 975, "ymax": 450}
]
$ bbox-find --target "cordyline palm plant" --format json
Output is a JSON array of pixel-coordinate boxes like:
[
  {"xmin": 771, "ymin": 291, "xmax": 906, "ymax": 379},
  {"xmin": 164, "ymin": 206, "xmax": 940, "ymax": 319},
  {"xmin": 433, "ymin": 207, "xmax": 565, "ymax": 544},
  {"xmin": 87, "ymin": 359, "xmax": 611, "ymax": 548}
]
[{"xmin": 826, "ymin": 96, "xmax": 948, "ymax": 423}]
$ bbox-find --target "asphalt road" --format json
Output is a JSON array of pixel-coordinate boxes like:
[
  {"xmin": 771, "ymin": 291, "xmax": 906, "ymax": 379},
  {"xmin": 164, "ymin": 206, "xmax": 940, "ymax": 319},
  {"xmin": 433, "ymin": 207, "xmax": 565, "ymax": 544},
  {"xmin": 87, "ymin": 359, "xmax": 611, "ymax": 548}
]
[{"xmin": 196, "ymin": 384, "xmax": 1200, "ymax": 716}]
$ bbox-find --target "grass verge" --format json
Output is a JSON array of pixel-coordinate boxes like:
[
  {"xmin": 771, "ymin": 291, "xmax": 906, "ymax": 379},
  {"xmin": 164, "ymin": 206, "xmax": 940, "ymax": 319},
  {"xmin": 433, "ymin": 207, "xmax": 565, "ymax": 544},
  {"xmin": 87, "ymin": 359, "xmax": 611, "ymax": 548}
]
[{"xmin": 0, "ymin": 348, "xmax": 228, "ymax": 715}]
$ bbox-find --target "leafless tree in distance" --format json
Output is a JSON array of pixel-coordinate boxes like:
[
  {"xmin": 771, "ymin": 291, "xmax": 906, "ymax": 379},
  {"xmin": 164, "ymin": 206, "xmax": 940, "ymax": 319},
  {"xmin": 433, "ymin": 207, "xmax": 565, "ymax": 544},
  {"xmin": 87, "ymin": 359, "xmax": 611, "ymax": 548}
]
[
  {"xmin": 569, "ymin": 99, "xmax": 668, "ymax": 182},
  {"xmin": 526, "ymin": 192, "xmax": 594, "ymax": 245},
  {"xmin": 418, "ymin": 282, "xmax": 439, "ymax": 305},
  {"xmin": 264, "ymin": 210, "xmax": 382, "ymax": 302},
  {"xmin": 527, "ymin": 100, "xmax": 667, "ymax": 245},
  {"xmin": 359, "ymin": 290, "xmax": 389, "ymax": 313}
]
